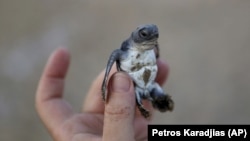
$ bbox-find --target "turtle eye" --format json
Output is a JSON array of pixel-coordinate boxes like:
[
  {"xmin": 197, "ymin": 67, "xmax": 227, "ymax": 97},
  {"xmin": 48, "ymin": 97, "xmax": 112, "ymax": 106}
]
[{"xmin": 139, "ymin": 29, "xmax": 149, "ymax": 38}]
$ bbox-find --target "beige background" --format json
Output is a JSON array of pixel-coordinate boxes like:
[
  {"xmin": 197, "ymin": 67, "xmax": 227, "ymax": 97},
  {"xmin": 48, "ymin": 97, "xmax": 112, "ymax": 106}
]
[{"xmin": 0, "ymin": 0, "xmax": 250, "ymax": 140}]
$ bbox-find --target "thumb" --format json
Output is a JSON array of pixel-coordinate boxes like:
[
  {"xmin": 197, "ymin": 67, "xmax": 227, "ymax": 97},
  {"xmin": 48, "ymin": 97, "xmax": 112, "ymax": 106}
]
[{"xmin": 103, "ymin": 72, "xmax": 136, "ymax": 141}]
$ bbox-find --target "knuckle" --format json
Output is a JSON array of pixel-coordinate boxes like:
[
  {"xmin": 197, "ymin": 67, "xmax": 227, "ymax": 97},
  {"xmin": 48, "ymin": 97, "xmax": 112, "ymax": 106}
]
[{"xmin": 105, "ymin": 104, "xmax": 132, "ymax": 121}]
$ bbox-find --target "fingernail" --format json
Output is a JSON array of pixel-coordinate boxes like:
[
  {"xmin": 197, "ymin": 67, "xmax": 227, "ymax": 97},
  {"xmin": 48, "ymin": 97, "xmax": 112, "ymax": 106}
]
[{"xmin": 111, "ymin": 73, "xmax": 131, "ymax": 93}]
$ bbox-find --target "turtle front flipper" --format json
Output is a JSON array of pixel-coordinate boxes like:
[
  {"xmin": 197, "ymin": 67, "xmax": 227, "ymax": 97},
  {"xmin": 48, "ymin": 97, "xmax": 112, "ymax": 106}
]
[{"xmin": 102, "ymin": 49, "xmax": 123, "ymax": 101}]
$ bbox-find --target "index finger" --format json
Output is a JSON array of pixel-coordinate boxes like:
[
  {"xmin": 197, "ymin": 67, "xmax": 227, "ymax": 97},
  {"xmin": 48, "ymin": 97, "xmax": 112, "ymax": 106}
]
[{"xmin": 36, "ymin": 48, "xmax": 74, "ymax": 133}]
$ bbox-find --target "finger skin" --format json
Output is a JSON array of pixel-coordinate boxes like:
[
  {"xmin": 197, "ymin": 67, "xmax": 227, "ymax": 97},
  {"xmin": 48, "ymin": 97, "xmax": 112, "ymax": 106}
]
[
  {"xmin": 83, "ymin": 59, "xmax": 169, "ymax": 114},
  {"xmin": 83, "ymin": 65, "xmax": 117, "ymax": 113},
  {"xmin": 103, "ymin": 72, "xmax": 135, "ymax": 141},
  {"xmin": 36, "ymin": 48, "xmax": 73, "ymax": 135}
]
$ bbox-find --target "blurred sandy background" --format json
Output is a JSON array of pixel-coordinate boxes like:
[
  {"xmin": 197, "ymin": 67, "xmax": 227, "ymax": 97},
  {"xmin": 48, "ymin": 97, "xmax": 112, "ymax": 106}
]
[{"xmin": 0, "ymin": 0, "xmax": 250, "ymax": 140}]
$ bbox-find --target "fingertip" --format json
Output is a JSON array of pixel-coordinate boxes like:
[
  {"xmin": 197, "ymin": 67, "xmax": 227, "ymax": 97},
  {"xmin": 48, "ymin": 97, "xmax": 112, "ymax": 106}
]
[
  {"xmin": 45, "ymin": 48, "xmax": 70, "ymax": 78},
  {"xmin": 106, "ymin": 72, "xmax": 135, "ymax": 107},
  {"xmin": 50, "ymin": 47, "xmax": 70, "ymax": 63},
  {"xmin": 56, "ymin": 47, "xmax": 69, "ymax": 54},
  {"xmin": 108, "ymin": 72, "xmax": 133, "ymax": 99}
]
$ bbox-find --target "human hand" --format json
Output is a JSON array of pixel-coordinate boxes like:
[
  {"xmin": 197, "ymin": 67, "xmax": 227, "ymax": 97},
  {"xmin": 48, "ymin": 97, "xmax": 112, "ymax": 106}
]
[{"xmin": 36, "ymin": 48, "xmax": 169, "ymax": 141}]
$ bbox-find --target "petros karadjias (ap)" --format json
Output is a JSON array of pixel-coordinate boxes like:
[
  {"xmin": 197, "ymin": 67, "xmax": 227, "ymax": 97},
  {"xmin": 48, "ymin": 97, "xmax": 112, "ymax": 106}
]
[{"xmin": 152, "ymin": 128, "xmax": 225, "ymax": 138}]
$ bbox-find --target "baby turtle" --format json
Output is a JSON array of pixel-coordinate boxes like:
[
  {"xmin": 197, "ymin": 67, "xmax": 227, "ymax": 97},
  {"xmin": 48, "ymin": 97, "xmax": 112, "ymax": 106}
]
[{"xmin": 102, "ymin": 24, "xmax": 174, "ymax": 118}]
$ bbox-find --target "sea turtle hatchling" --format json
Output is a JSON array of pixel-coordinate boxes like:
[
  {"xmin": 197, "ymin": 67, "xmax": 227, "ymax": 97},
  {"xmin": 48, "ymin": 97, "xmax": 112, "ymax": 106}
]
[{"xmin": 101, "ymin": 24, "xmax": 174, "ymax": 118}]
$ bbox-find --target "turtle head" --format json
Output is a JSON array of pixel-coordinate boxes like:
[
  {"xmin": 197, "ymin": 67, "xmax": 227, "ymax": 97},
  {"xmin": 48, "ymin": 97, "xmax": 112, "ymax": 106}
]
[{"xmin": 131, "ymin": 24, "xmax": 159, "ymax": 50}]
